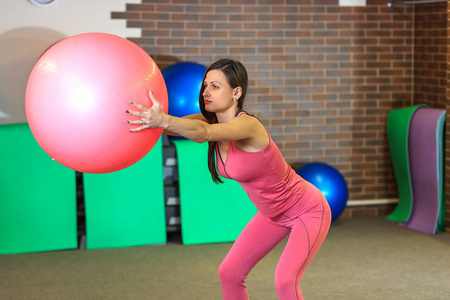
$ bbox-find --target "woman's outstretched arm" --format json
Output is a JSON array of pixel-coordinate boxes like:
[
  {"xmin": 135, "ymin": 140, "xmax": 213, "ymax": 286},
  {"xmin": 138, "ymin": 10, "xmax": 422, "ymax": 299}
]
[{"xmin": 126, "ymin": 91, "xmax": 264, "ymax": 146}]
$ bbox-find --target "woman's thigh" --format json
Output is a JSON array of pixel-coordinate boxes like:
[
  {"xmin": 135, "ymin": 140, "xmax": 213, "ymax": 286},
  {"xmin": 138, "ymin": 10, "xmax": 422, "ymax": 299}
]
[{"xmin": 220, "ymin": 212, "xmax": 290, "ymax": 278}]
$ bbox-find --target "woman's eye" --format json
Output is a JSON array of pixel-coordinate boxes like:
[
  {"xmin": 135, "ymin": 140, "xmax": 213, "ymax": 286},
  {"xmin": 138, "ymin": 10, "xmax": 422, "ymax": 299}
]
[{"xmin": 203, "ymin": 83, "xmax": 219, "ymax": 89}]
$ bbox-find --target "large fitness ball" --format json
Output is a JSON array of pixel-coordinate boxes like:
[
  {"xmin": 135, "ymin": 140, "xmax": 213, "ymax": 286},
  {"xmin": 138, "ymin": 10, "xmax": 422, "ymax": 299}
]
[
  {"xmin": 296, "ymin": 162, "xmax": 348, "ymax": 222},
  {"xmin": 162, "ymin": 62, "xmax": 206, "ymax": 140},
  {"xmin": 25, "ymin": 33, "xmax": 168, "ymax": 173},
  {"xmin": 162, "ymin": 62, "xmax": 206, "ymax": 117}
]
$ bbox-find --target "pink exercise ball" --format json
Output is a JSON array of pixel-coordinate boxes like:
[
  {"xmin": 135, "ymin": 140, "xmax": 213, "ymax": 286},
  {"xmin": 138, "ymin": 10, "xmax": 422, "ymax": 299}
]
[{"xmin": 25, "ymin": 33, "xmax": 168, "ymax": 173}]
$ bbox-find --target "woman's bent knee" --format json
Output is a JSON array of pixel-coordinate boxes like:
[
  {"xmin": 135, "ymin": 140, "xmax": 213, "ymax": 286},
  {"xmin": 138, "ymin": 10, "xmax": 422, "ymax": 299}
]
[
  {"xmin": 218, "ymin": 261, "xmax": 235, "ymax": 284},
  {"xmin": 218, "ymin": 261, "xmax": 246, "ymax": 287}
]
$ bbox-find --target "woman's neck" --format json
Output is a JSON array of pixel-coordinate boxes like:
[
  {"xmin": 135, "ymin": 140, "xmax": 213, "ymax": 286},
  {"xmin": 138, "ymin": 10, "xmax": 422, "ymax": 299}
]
[{"xmin": 216, "ymin": 105, "xmax": 239, "ymax": 123}]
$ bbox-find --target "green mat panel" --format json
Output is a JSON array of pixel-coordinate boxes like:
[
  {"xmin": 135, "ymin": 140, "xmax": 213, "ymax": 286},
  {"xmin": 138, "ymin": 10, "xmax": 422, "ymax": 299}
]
[
  {"xmin": 0, "ymin": 123, "xmax": 77, "ymax": 254},
  {"xmin": 386, "ymin": 105, "xmax": 426, "ymax": 223},
  {"xmin": 172, "ymin": 140, "xmax": 256, "ymax": 245},
  {"xmin": 83, "ymin": 139, "xmax": 166, "ymax": 249},
  {"xmin": 436, "ymin": 112, "xmax": 446, "ymax": 233}
]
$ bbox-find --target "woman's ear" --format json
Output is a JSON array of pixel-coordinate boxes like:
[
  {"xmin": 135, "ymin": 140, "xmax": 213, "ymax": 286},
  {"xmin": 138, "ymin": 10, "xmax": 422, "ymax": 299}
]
[{"xmin": 233, "ymin": 86, "xmax": 242, "ymax": 100}]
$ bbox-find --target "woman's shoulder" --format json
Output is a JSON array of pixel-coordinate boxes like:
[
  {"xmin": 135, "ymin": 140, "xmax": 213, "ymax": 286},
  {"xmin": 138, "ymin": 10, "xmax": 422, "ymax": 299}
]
[
  {"xmin": 236, "ymin": 110, "xmax": 262, "ymax": 124},
  {"xmin": 235, "ymin": 109, "xmax": 251, "ymax": 117},
  {"xmin": 233, "ymin": 110, "xmax": 269, "ymax": 151}
]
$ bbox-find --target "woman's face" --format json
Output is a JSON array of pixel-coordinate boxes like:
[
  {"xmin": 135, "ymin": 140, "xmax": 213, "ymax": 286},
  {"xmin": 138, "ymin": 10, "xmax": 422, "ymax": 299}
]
[{"xmin": 202, "ymin": 69, "xmax": 236, "ymax": 113}]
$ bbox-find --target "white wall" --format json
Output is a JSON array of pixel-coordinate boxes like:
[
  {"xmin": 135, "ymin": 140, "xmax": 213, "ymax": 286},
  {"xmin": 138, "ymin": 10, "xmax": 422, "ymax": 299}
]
[{"xmin": 0, "ymin": 0, "xmax": 141, "ymax": 125}]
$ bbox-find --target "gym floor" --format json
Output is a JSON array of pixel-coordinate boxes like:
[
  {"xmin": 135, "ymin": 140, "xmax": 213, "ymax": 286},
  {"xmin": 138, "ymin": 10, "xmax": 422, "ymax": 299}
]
[{"xmin": 1, "ymin": 216, "xmax": 449, "ymax": 300}]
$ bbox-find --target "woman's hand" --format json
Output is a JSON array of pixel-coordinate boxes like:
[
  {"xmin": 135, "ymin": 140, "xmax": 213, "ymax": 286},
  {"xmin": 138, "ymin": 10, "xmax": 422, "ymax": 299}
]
[{"xmin": 126, "ymin": 91, "xmax": 167, "ymax": 132}]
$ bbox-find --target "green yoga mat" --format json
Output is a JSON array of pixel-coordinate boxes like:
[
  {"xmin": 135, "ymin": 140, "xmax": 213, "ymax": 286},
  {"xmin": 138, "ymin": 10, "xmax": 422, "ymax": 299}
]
[
  {"xmin": 172, "ymin": 140, "xmax": 256, "ymax": 245},
  {"xmin": 83, "ymin": 139, "xmax": 166, "ymax": 249},
  {"xmin": 0, "ymin": 123, "xmax": 77, "ymax": 254},
  {"xmin": 386, "ymin": 105, "xmax": 426, "ymax": 223},
  {"xmin": 436, "ymin": 112, "xmax": 446, "ymax": 233}
]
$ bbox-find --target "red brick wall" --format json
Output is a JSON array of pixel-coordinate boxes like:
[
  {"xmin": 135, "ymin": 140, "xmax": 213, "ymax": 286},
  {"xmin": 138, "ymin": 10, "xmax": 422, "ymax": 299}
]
[
  {"xmin": 414, "ymin": 3, "xmax": 447, "ymax": 108},
  {"xmin": 112, "ymin": 1, "xmax": 448, "ymax": 227}
]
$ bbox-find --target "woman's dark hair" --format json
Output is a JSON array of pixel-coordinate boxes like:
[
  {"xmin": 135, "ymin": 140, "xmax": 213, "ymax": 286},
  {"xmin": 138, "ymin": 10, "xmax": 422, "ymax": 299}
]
[{"xmin": 199, "ymin": 58, "xmax": 248, "ymax": 184}]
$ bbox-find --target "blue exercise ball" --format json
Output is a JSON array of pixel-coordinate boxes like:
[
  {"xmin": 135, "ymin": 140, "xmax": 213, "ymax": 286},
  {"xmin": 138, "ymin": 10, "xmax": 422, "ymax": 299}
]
[
  {"xmin": 162, "ymin": 62, "xmax": 206, "ymax": 140},
  {"xmin": 296, "ymin": 162, "xmax": 348, "ymax": 222},
  {"xmin": 162, "ymin": 62, "xmax": 206, "ymax": 117}
]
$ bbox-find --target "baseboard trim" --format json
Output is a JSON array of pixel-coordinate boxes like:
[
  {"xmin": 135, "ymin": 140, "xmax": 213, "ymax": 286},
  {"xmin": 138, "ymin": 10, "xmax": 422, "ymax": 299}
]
[{"xmin": 347, "ymin": 198, "xmax": 398, "ymax": 207}]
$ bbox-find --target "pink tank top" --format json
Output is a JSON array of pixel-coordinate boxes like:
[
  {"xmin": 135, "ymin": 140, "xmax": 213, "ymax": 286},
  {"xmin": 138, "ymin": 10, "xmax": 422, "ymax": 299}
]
[{"xmin": 216, "ymin": 130, "xmax": 307, "ymax": 218}]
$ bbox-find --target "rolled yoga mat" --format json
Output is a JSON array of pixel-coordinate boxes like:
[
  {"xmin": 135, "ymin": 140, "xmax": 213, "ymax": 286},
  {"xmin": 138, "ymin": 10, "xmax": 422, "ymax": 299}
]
[
  {"xmin": 386, "ymin": 105, "xmax": 426, "ymax": 223},
  {"xmin": 436, "ymin": 112, "xmax": 446, "ymax": 233},
  {"xmin": 401, "ymin": 108, "xmax": 446, "ymax": 234}
]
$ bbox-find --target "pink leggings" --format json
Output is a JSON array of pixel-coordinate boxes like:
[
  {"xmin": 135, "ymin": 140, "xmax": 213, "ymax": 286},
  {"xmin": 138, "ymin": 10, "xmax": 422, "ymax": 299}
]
[{"xmin": 218, "ymin": 182, "xmax": 331, "ymax": 300}]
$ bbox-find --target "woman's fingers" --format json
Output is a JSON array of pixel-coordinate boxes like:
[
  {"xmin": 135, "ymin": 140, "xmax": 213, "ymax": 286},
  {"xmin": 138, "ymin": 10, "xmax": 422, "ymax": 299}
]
[
  {"xmin": 148, "ymin": 90, "xmax": 160, "ymax": 107},
  {"xmin": 126, "ymin": 119, "xmax": 145, "ymax": 125},
  {"xmin": 126, "ymin": 91, "xmax": 164, "ymax": 132},
  {"xmin": 126, "ymin": 109, "xmax": 145, "ymax": 118},
  {"xmin": 127, "ymin": 117, "xmax": 149, "ymax": 132},
  {"xmin": 129, "ymin": 125, "xmax": 148, "ymax": 132},
  {"xmin": 130, "ymin": 101, "xmax": 149, "ymax": 111}
]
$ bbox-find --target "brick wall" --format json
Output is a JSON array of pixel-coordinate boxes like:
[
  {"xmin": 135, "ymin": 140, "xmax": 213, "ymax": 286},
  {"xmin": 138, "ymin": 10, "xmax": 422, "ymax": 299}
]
[
  {"xmin": 414, "ymin": 3, "xmax": 447, "ymax": 108},
  {"xmin": 112, "ymin": 0, "xmax": 449, "ymax": 227}
]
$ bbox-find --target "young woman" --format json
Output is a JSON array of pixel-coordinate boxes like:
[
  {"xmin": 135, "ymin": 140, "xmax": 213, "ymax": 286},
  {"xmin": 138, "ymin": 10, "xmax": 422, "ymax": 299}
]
[{"xmin": 126, "ymin": 58, "xmax": 331, "ymax": 300}]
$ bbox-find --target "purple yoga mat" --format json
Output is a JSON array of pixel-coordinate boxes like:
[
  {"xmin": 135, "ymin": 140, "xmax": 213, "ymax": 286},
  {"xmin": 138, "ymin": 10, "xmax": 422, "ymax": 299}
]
[{"xmin": 401, "ymin": 108, "xmax": 445, "ymax": 234}]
